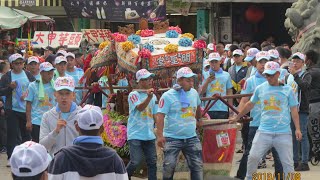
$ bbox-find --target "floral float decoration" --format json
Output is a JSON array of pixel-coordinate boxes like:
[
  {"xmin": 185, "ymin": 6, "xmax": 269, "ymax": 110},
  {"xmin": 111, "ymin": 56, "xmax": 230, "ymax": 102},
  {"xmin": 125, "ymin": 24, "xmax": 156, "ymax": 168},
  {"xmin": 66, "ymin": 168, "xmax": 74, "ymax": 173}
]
[
  {"xmin": 178, "ymin": 38, "xmax": 193, "ymax": 47},
  {"xmin": 113, "ymin": 33, "xmax": 127, "ymax": 42},
  {"xmin": 128, "ymin": 34, "xmax": 141, "ymax": 45},
  {"xmin": 143, "ymin": 43, "xmax": 154, "ymax": 52},
  {"xmin": 138, "ymin": 48, "xmax": 152, "ymax": 59},
  {"xmin": 164, "ymin": 44, "xmax": 179, "ymax": 53},
  {"xmin": 193, "ymin": 40, "xmax": 207, "ymax": 49},
  {"xmin": 168, "ymin": 26, "xmax": 182, "ymax": 34},
  {"xmin": 181, "ymin": 33, "xmax": 194, "ymax": 40},
  {"xmin": 136, "ymin": 30, "xmax": 141, "ymax": 35},
  {"xmin": 99, "ymin": 41, "xmax": 110, "ymax": 50},
  {"xmin": 166, "ymin": 30, "xmax": 179, "ymax": 38},
  {"xmin": 121, "ymin": 41, "xmax": 135, "ymax": 52},
  {"xmin": 140, "ymin": 29, "xmax": 154, "ymax": 37}
]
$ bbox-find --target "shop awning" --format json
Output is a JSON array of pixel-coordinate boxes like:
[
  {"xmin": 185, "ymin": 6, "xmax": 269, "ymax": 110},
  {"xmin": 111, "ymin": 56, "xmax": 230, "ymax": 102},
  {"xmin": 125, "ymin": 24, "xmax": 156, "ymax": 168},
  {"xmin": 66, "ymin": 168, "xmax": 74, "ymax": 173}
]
[
  {"xmin": 182, "ymin": 0, "xmax": 296, "ymax": 2},
  {"xmin": 0, "ymin": 0, "xmax": 63, "ymax": 7}
]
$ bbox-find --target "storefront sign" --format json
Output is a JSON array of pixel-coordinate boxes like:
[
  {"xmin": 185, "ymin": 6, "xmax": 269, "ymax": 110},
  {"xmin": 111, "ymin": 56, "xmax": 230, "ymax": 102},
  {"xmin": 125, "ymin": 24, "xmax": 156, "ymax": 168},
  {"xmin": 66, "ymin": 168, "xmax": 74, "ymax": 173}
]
[
  {"xmin": 82, "ymin": 29, "xmax": 113, "ymax": 44},
  {"xmin": 149, "ymin": 50, "xmax": 196, "ymax": 69},
  {"xmin": 19, "ymin": 0, "xmax": 36, "ymax": 6},
  {"xmin": 63, "ymin": 0, "xmax": 166, "ymax": 22},
  {"xmin": 32, "ymin": 31, "xmax": 83, "ymax": 48}
]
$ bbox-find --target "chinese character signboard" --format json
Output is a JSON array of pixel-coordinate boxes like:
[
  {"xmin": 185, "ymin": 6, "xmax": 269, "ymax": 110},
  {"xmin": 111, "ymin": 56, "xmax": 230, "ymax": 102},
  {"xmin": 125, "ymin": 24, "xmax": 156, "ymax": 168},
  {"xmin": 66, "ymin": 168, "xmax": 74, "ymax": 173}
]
[
  {"xmin": 32, "ymin": 31, "xmax": 83, "ymax": 48},
  {"xmin": 63, "ymin": 0, "xmax": 166, "ymax": 22},
  {"xmin": 82, "ymin": 29, "xmax": 113, "ymax": 44},
  {"xmin": 149, "ymin": 50, "xmax": 196, "ymax": 69}
]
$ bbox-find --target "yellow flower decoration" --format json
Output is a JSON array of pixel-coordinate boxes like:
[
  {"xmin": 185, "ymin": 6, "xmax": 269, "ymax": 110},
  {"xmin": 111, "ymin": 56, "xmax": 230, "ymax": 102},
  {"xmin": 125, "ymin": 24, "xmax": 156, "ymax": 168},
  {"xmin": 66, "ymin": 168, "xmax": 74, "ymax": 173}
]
[
  {"xmin": 136, "ymin": 30, "xmax": 141, "ymax": 35},
  {"xmin": 99, "ymin": 41, "xmax": 110, "ymax": 50},
  {"xmin": 181, "ymin": 33, "xmax": 194, "ymax": 40},
  {"xmin": 121, "ymin": 41, "xmax": 135, "ymax": 52},
  {"xmin": 164, "ymin": 44, "xmax": 179, "ymax": 53}
]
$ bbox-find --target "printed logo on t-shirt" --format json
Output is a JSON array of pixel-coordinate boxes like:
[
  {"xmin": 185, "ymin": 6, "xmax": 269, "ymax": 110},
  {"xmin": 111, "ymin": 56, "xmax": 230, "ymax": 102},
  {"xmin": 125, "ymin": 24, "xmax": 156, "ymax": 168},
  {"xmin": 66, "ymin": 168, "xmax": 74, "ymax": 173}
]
[
  {"xmin": 130, "ymin": 94, "xmax": 138, "ymax": 104},
  {"xmin": 263, "ymin": 96, "xmax": 281, "ymax": 111},
  {"xmin": 159, "ymin": 99, "xmax": 164, "ymax": 108},
  {"xmin": 141, "ymin": 107, "xmax": 153, "ymax": 118},
  {"xmin": 181, "ymin": 107, "xmax": 195, "ymax": 119},
  {"xmin": 39, "ymin": 95, "xmax": 53, "ymax": 107},
  {"xmin": 210, "ymin": 80, "xmax": 224, "ymax": 93}
]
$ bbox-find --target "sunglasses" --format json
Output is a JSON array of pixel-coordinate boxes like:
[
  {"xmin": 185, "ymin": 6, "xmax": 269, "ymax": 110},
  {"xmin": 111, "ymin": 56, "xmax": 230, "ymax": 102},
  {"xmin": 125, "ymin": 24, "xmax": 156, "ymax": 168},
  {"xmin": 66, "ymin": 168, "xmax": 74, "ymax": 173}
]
[
  {"xmin": 233, "ymin": 55, "xmax": 241, "ymax": 57},
  {"xmin": 263, "ymin": 73, "xmax": 275, "ymax": 78},
  {"xmin": 12, "ymin": 62, "xmax": 24, "ymax": 65},
  {"xmin": 140, "ymin": 78, "xmax": 153, "ymax": 81}
]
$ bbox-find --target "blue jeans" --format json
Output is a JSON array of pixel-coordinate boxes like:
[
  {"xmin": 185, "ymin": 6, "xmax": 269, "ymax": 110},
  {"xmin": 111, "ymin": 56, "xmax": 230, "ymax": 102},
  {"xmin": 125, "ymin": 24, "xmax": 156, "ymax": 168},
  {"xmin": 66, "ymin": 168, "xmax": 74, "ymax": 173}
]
[
  {"xmin": 163, "ymin": 136, "xmax": 203, "ymax": 180},
  {"xmin": 246, "ymin": 131, "xmax": 294, "ymax": 180},
  {"xmin": 126, "ymin": 139, "xmax": 157, "ymax": 179},
  {"xmin": 236, "ymin": 127, "xmax": 283, "ymax": 180},
  {"xmin": 291, "ymin": 112, "xmax": 310, "ymax": 164}
]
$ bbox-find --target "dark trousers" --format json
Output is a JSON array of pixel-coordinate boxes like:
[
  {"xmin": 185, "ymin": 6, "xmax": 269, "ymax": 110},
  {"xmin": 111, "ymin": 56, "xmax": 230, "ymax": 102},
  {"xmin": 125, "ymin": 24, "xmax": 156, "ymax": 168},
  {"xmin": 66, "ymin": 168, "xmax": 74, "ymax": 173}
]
[
  {"xmin": 236, "ymin": 127, "xmax": 283, "ymax": 180},
  {"xmin": 241, "ymin": 122, "xmax": 250, "ymax": 151},
  {"xmin": 207, "ymin": 111, "xmax": 229, "ymax": 119},
  {"xmin": 0, "ymin": 115, "xmax": 7, "ymax": 148},
  {"xmin": 6, "ymin": 110, "xmax": 31, "ymax": 159},
  {"xmin": 31, "ymin": 124, "xmax": 40, "ymax": 143}
]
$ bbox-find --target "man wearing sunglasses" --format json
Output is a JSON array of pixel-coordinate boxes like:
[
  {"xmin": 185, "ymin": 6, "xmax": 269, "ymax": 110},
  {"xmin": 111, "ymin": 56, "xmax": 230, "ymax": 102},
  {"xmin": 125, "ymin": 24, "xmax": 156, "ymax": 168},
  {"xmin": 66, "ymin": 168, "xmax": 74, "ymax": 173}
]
[
  {"xmin": 230, "ymin": 61, "xmax": 302, "ymax": 180},
  {"xmin": 0, "ymin": 53, "xmax": 36, "ymax": 166}
]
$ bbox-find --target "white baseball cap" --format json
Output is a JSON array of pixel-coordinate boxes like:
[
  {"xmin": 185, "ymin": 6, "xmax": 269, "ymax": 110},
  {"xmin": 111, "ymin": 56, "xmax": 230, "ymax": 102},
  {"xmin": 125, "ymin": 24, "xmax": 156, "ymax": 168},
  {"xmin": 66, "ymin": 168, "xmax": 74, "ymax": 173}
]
[
  {"xmin": 77, "ymin": 105, "xmax": 103, "ymax": 130},
  {"xmin": 256, "ymin": 51, "xmax": 270, "ymax": 61},
  {"xmin": 54, "ymin": 56, "xmax": 67, "ymax": 65},
  {"xmin": 207, "ymin": 43, "xmax": 214, "ymax": 51},
  {"xmin": 66, "ymin": 52, "xmax": 75, "ymax": 59},
  {"xmin": 207, "ymin": 52, "xmax": 221, "ymax": 61},
  {"xmin": 203, "ymin": 59, "xmax": 210, "ymax": 68},
  {"xmin": 54, "ymin": 77, "xmax": 75, "ymax": 91},
  {"xmin": 9, "ymin": 53, "xmax": 24, "ymax": 63},
  {"xmin": 40, "ymin": 62, "xmax": 55, "ymax": 72},
  {"xmin": 56, "ymin": 50, "xmax": 67, "ymax": 57},
  {"xmin": 27, "ymin": 56, "xmax": 40, "ymax": 64},
  {"xmin": 268, "ymin": 49, "xmax": 280, "ymax": 59},
  {"xmin": 233, "ymin": 49, "xmax": 244, "ymax": 56},
  {"xmin": 224, "ymin": 44, "xmax": 232, "ymax": 51},
  {"xmin": 291, "ymin": 52, "xmax": 305, "ymax": 61},
  {"xmin": 136, "ymin": 69, "xmax": 155, "ymax": 82},
  {"xmin": 176, "ymin": 67, "xmax": 196, "ymax": 79},
  {"xmin": 10, "ymin": 141, "xmax": 51, "ymax": 177},
  {"xmin": 263, "ymin": 61, "xmax": 280, "ymax": 75},
  {"xmin": 244, "ymin": 48, "xmax": 260, "ymax": 62}
]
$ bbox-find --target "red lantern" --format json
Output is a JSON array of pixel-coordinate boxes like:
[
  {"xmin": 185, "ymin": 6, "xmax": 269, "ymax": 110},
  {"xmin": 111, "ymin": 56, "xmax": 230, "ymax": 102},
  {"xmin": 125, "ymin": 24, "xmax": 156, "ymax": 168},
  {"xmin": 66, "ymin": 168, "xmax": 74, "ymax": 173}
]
[{"xmin": 245, "ymin": 6, "xmax": 265, "ymax": 24}]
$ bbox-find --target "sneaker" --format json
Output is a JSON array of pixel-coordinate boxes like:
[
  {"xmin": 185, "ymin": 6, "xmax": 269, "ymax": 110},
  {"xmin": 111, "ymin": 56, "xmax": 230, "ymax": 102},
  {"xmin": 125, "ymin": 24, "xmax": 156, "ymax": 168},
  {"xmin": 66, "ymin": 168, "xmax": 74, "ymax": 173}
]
[
  {"xmin": 258, "ymin": 160, "xmax": 267, "ymax": 169},
  {"xmin": 6, "ymin": 159, "xmax": 10, "ymax": 167},
  {"xmin": 0, "ymin": 147, "xmax": 7, "ymax": 153},
  {"xmin": 295, "ymin": 163, "xmax": 310, "ymax": 171}
]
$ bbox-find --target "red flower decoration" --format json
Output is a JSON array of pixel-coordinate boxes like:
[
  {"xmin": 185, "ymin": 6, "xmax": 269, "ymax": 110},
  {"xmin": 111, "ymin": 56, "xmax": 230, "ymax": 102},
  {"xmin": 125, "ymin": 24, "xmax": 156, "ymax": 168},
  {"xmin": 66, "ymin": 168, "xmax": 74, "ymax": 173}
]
[
  {"xmin": 140, "ymin": 29, "xmax": 154, "ymax": 37},
  {"xmin": 193, "ymin": 40, "xmax": 207, "ymax": 49},
  {"xmin": 138, "ymin": 48, "xmax": 152, "ymax": 59}
]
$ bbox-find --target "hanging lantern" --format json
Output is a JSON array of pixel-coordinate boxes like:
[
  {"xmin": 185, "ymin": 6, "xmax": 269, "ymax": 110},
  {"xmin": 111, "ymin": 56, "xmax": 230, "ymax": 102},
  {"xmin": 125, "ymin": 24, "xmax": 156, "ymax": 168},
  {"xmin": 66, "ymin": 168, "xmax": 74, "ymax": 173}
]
[{"xmin": 245, "ymin": 5, "xmax": 265, "ymax": 24}]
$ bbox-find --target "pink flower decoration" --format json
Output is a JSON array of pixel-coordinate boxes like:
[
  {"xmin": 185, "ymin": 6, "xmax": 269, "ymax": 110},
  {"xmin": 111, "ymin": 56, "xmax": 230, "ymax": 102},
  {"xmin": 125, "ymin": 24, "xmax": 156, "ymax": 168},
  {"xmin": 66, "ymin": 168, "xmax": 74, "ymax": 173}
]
[
  {"xmin": 193, "ymin": 40, "xmax": 207, "ymax": 49},
  {"xmin": 114, "ymin": 33, "xmax": 127, "ymax": 42},
  {"xmin": 103, "ymin": 114, "xmax": 127, "ymax": 147},
  {"xmin": 138, "ymin": 48, "xmax": 152, "ymax": 59},
  {"xmin": 169, "ymin": 26, "xmax": 182, "ymax": 34},
  {"xmin": 140, "ymin": 29, "xmax": 154, "ymax": 37}
]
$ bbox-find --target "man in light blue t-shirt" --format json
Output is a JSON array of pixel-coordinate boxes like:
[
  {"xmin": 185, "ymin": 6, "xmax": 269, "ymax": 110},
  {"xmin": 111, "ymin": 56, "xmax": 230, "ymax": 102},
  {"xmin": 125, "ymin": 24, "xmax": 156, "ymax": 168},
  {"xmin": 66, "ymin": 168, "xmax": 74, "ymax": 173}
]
[
  {"xmin": 126, "ymin": 69, "xmax": 157, "ymax": 180},
  {"xmin": 157, "ymin": 67, "xmax": 203, "ymax": 180},
  {"xmin": 234, "ymin": 51, "xmax": 283, "ymax": 180},
  {"xmin": 230, "ymin": 61, "xmax": 302, "ymax": 180},
  {"xmin": 26, "ymin": 56, "xmax": 40, "ymax": 80},
  {"xmin": 200, "ymin": 52, "xmax": 233, "ymax": 119},
  {"xmin": 26, "ymin": 62, "xmax": 56, "ymax": 143},
  {"xmin": 66, "ymin": 52, "xmax": 85, "ymax": 105},
  {"xmin": 0, "ymin": 53, "xmax": 35, "ymax": 164}
]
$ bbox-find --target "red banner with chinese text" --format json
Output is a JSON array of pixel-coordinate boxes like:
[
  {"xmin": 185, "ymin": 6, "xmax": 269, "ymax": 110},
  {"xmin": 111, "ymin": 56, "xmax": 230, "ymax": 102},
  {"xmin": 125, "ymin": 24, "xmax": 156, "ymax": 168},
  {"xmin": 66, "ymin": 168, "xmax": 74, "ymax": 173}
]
[
  {"xmin": 32, "ymin": 31, "xmax": 83, "ymax": 48},
  {"xmin": 149, "ymin": 50, "xmax": 196, "ymax": 70}
]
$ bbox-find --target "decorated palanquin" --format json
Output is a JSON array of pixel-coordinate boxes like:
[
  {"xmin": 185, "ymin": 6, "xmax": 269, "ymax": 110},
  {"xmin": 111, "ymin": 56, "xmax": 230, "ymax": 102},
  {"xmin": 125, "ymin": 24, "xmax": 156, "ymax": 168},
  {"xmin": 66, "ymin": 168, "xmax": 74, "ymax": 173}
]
[{"xmin": 114, "ymin": 23, "xmax": 206, "ymax": 88}]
